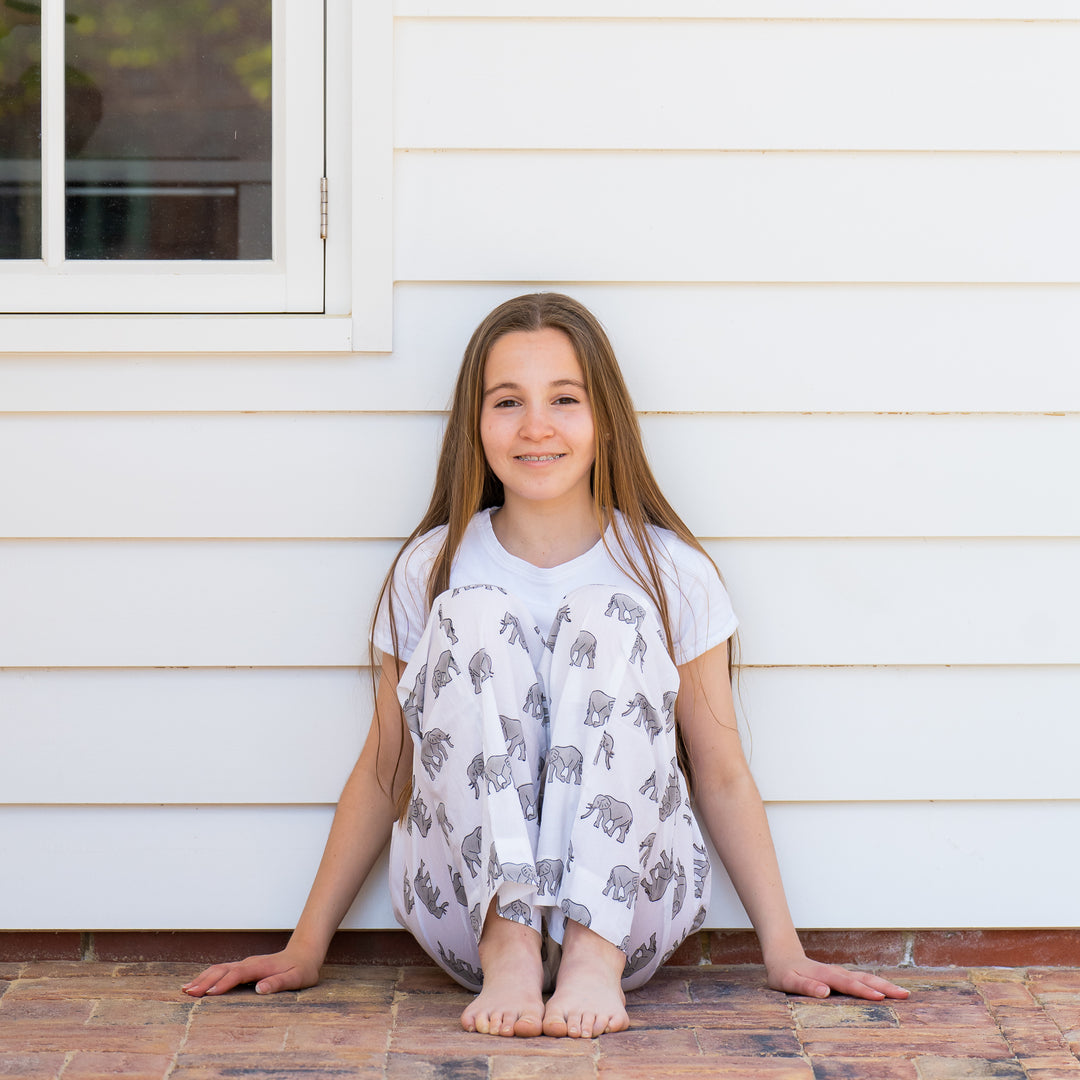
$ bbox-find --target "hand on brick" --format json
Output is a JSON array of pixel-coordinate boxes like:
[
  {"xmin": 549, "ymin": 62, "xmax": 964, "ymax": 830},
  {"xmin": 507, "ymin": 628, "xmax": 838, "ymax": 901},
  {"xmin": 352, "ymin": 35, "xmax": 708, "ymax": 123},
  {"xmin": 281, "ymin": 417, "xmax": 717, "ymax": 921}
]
[
  {"xmin": 765, "ymin": 953, "xmax": 910, "ymax": 1001},
  {"xmin": 181, "ymin": 947, "xmax": 321, "ymax": 997}
]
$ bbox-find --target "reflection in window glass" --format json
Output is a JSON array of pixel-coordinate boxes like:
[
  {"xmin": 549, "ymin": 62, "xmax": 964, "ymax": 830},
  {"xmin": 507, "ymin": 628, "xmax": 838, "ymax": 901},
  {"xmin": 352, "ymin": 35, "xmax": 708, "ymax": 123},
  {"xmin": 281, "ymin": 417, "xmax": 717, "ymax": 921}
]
[
  {"xmin": 65, "ymin": 0, "xmax": 271, "ymax": 260},
  {"xmin": 0, "ymin": 1, "xmax": 42, "ymax": 259}
]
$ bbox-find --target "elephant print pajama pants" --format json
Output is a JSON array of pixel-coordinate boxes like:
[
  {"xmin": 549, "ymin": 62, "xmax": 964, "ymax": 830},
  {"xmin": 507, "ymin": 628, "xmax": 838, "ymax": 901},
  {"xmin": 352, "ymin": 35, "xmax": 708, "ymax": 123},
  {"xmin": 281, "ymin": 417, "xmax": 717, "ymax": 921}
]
[{"xmin": 388, "ymin": 583, "xmax": 712, "ymax": 992}]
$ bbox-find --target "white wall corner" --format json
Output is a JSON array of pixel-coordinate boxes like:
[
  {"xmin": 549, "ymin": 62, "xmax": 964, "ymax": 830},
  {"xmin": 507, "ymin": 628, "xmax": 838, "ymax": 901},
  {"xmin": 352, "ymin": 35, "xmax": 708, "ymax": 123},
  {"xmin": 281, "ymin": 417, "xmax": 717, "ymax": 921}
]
[{"xmin": 348, "ymin": 0, "xmax": 394, "ymax": 352}]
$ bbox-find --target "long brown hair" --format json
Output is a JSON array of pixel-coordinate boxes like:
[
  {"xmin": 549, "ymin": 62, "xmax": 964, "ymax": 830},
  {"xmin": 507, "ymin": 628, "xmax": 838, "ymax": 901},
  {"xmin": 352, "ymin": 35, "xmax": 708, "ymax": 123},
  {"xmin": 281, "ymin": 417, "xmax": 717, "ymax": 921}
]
[{"xmin": 372, "ymin": 292, "xmax": 735, "ymax": 806}]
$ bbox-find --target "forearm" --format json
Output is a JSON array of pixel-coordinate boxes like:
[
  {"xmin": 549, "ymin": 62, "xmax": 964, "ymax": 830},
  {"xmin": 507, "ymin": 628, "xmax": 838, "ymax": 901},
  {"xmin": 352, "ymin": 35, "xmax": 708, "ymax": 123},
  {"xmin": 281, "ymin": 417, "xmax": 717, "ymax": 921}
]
[
  {"xmin": 289, "ymin": 657, "xmax": 410, "ymax": 963},
  {"xmin": 694, "ymin": 772, "xmax": 804, "ymax": 964},
  {"xmin": 288, "ymin": 748, "xmax": 400, "ymax": 961}
]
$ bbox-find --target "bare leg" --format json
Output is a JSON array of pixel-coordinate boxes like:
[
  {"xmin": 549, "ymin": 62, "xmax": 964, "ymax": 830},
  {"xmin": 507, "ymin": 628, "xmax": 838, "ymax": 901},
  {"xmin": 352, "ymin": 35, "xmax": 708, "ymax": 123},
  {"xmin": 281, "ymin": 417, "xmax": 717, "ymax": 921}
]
[
  {"xmin": 542, "ymin": 920, "xmax": 630, "ymax": 1038},
  {"xmin": 460, "ymin": 901, "xmax": 545, "ymax": 1038}
]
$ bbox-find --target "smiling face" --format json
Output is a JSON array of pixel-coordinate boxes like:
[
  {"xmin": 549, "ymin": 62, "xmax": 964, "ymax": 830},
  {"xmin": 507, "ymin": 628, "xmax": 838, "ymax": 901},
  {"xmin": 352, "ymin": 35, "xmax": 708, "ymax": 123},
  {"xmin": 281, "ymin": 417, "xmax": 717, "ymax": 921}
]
[{"xmin": 480, "ymin": 327, "xmax": 597, "ymax": 516}]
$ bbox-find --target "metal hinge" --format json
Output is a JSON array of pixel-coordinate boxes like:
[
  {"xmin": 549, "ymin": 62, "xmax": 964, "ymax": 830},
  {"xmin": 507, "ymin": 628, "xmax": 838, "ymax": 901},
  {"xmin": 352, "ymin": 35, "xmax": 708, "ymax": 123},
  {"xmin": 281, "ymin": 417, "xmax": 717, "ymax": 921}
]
[{"xmin": 320, "ymin": 177, "xmax": 328, "ymax": 240}]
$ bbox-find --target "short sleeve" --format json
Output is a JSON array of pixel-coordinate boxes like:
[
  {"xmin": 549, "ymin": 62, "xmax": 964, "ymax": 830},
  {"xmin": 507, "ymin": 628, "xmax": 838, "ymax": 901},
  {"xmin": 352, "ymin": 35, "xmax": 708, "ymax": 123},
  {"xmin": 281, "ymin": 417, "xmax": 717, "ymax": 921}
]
[
  {"xmin": 371, "ymin": 529, "xmax": 440, "ymax": 662},
  {"xmin": 663, "ymin": 541, "xmax": 738, "ymax": 666}
]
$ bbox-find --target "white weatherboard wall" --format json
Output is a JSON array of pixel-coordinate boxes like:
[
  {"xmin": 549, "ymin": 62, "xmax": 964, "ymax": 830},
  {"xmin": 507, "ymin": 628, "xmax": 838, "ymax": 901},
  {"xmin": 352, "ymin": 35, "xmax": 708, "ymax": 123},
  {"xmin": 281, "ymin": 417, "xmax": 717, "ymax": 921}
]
[{"xmin": 2, "ymin": 7, "xmax": 1078, "ymax": 934}]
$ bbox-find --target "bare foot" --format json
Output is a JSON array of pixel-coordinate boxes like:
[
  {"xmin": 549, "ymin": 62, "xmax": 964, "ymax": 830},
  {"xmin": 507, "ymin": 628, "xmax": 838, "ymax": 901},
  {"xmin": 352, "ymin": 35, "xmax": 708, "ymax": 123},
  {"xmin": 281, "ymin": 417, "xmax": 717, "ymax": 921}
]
[
  {"xmin": 542, "ymin": 920, "xmax": 630, "ymax": 1038},
  {"xmin": 461, "ymin": 910, "xmax": 544, "ymax": 1037}
]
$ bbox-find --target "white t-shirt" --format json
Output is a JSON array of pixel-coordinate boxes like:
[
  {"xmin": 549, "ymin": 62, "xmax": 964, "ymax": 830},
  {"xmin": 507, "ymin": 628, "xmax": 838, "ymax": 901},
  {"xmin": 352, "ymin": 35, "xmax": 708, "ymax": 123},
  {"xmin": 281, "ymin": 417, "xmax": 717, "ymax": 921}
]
[{"xmin": 372, "ymin": 508, "xmax": 737, "ymax": 666}]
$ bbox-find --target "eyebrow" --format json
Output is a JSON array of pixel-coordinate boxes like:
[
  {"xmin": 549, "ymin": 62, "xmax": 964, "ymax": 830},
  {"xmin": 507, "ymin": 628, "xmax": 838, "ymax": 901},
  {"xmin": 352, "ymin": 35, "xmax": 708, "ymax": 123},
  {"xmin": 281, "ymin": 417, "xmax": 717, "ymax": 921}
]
[{"xmin": 483, "ymin": 378, "xmax": 587, "ymax": 400}]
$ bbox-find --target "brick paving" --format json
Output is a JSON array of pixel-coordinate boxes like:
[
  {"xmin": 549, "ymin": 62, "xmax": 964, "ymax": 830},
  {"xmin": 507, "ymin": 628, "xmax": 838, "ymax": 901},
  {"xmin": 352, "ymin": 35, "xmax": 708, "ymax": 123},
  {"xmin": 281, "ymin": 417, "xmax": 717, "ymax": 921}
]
[{"xmin": 0, "ymin": 961, "xmax": 1078, "ymax": 1080}]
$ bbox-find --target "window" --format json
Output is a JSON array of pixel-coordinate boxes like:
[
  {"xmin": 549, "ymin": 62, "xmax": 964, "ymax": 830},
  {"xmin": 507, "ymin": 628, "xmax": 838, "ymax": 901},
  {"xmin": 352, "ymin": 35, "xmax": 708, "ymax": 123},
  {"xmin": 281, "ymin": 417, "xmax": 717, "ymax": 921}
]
[{"xmin": 0, "ymin": 0, "xmax": 324, "ymax": 313}]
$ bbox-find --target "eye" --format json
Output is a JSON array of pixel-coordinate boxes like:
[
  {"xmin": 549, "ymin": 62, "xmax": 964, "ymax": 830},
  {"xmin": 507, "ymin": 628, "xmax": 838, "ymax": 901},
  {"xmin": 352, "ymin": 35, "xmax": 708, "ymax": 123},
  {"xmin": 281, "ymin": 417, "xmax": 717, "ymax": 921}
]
[
  {"xmin": 553, "ymin": 394, "xmax": 580, "ymax": 405},
  {"xmin": 491, "ymin": 397, "xmax": 520, "ymax": 409}
]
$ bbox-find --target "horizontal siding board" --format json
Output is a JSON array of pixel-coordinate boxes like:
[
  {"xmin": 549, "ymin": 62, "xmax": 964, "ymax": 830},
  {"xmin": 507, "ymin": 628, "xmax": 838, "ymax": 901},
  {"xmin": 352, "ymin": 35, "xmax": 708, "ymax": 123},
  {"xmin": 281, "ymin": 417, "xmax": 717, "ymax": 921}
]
[
  {"xmin": 0, "ymin": 668, "xmax": 371, "ymax": 805},
  {"xmin": 398, "ymin": 21, "xmax": 1080, "ymax": 151},
  {"xmin": 5, "ymin": 666, "xmax": 1077, "ymax": 805},
  {"xmin": 3, "ymin": 414, "xmax": 1079, "ymax": 538},
  {"xmin": 396, "ymin": 151, "xmax": 1080, "ymax": 283},
  {"xmin": 395, "ymin": 3, "xmax": 1080, "ymax": 18},
  {"xmin": 1, "ymin": 802, "xmax": 1074, "ymax": 929},
  {"xmin": 2, "ymin": 284, "xmax": 1078, "ymax": 413},
  {"xmin": 1, "ymin": 539, "xmax": 1077, "ymax": 666},
  {"xmin": 736, "ymin": 666, "xmax": 1080, "ymax": 802}
]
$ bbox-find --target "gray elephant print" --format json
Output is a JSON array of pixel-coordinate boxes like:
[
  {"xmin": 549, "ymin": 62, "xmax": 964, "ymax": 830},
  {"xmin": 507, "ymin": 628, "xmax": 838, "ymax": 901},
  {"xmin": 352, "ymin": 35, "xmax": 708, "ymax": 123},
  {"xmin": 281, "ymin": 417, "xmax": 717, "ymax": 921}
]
[
  {"xmin": 420, "ymin": 727, "xmax": 454, "ymax": 780},
  {"xmin": 584, "ymin": 689, "xmax": 614, "ymax": 727},
  {"xmin": 638, "ymin": 831, "xmax": 656, "ymax": 868},
  {"xmin": 437, "ymin": 604, "xmax": 458, "ymax": 644},
  {"xmin": 413, "ymin": 861, "xmax": 448, "ymax": 919},
  {"xmin": 466, "ymin": 753, "xmax": 486, "ymax": 799},
  {"xmin": 468, "ymin": 648, "xmax": 494, "ymax": 693},
  {"xmin": 639, "ymin": 770, "xmax": 658, "ymax": 802},
  {"xmin": 431, "ymin": 650, "xmax": 460, "ymax": 699},
  {"xmin": 402, "ymin": 870, "xmax": 415, "ymax": 915},
  {"xmin": 605, "ymin": 592, "xmax": 646, "ymax": 628},
  {"xmin": 406, "ymin": 792, "xmax": 432, "ymax": 837},
  {"xmin": 658, "ymin": 759, "xmax": 682, "ymax": 821},
  {"xmin": 603, "ymin": 864, "xmax": 640, "ymax": 909},
  {"xmin": 690, "ymin": 905, "xmax": 708, "ymax": 934},
  {"xmin": 560, "ymin": 898, "xmax": 592, "ymax": 928},
  {"xmin": 672, "ymin": 858, "xmax": 687, "ymax": 918},
  {"xmin": 544, "ymin": 745, "xmax": 583, "ymax": 785},
  {"xmin": 536, "ymin": 858, "xmax": 563, "ymax": 897},
  {"xmin": 436, "ymin": 801, "xmax": 454, "ymax": 841},
  {"xmin": 403, "ymin": 664, "xmax": 427, "ymax": 738},
  {"xmin": 486, "ymin": 844, "xmax": 502, "ymax": 890},
  {"xmin": 498, "ymin": 898, "xmax": 533, "ymax": 925},
  {"xmin": 523, "ymin": 681, "xmax": 547, "ymax": 723},
  {"xmin": 642, "ymin": 850, "xmax": 675, "ymax": 902},
  {"xmin": 623, "ymin": 693, "xmax": 662, "ymax": 743},
  {"xmin": 484, "ymin": 753, "xmax": 513, "ymax": 793},
  {"xmin": 622, "ymin": 933, "xmax": 657, "ymax": 979},
  {"xmin": 569, "ymin": 630, "xmax": 597, "ymax": 669},
  {"xmin": 448, "ymin": 866, "xmax": 468, "ymax": 907},
  {"xmin": 461, "ymin": 825, "xmax": 483, "ymax": 879},
  {"xmin": 499, "ymin": 861, "xmax": 537, "ymax": 887},
  {"xmin": 499, "ymin": 714, "xmax": 527, "ymax": 761},
  {"xmin": 693, "ymin": 842, "xmax": 710, "ymax": 899},
  {"xmin": 499, "ymin": 611, "xmax": 530, "ymax": 651},
  {"xmin": 593, "ymin": 730, "xmax": 614, "ymax": 769},
  {"xmin": 662, "ymin": 690, "xmax": 678, "ymax": 732},
  {"xmin": 438, "ymin": 943, "xmax": 482, "ymax": 987},
  {"xmin": 544, "ymin": 604, "xmax": 572, "ymax": 652},
  {"xmin": 470, "ymin": 903, "xmax": 483, "ymax": 940},
  {"xmin": 580, "ymin": 794, "xmax": 634, "ymax": 842},
  {"xmin": 517, "ymin": 782, "xmax": 538, "ymax": 821},
  {"xmin": 629, "ymin": 631, "xmax": 648, "ymax": 669}
]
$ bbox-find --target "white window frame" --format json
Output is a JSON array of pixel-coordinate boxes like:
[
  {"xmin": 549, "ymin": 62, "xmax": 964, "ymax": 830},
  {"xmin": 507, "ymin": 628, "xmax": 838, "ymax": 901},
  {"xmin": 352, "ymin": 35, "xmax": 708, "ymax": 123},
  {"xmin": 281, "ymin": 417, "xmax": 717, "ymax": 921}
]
[{"xmin": 0, "ymin": 0, "xmax": 391, "ymax": 352}]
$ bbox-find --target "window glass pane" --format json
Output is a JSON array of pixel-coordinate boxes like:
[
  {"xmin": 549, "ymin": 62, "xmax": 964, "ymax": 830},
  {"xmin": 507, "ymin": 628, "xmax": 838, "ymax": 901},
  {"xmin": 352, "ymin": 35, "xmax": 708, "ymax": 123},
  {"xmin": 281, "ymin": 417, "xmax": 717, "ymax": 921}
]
[
  {"xmin": 65, "ymin": 0, "xmax": 271, "ymax": 260},
  {"xmin": 0, "ymin": 1, "xmax": 42, "ymax": 259}
]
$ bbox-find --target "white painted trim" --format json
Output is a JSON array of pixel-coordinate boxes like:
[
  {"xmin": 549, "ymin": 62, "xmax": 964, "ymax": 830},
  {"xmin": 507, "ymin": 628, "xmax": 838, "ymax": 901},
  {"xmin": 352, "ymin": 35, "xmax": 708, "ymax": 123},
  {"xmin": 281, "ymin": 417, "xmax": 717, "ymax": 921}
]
[
  {"xmin": 0, "ymin": 316, "xmax": 353, "ymax": 353},
  {"xmin": 350, "ymin": 0, "xmax": 395, "ymax": 350},
  {"xmin": 394, "ymin": 2, "xmax": 1080, "ymax": 18}
]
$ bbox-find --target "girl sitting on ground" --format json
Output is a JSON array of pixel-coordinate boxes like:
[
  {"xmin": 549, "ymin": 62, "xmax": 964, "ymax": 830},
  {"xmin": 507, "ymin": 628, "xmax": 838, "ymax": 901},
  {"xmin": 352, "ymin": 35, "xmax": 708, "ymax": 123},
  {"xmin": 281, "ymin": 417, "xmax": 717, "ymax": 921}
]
[{"xmin": 183, "ymin": 293, "xmax": 908, "ymax": 1037}]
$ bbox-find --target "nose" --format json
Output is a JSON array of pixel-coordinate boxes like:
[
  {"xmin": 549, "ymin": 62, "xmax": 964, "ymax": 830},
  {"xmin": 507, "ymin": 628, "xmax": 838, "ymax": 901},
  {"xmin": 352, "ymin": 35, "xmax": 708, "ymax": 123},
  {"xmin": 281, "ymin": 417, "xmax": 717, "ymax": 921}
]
[{"xmin": 519, "ymin": 402, "xmax": 555, "ymax": 440}]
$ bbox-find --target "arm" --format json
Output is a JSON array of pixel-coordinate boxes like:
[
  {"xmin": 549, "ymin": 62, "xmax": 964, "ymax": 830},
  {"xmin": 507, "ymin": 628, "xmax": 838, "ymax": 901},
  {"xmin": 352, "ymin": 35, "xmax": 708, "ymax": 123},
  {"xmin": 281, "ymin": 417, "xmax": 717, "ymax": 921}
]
[
  {"xmin": 182, "ymin": 654, "xmax": 411, "ymax": 997},
  {"xmin": 677, "ymin": 642, "xmax": 908, "ymax": 1000}
]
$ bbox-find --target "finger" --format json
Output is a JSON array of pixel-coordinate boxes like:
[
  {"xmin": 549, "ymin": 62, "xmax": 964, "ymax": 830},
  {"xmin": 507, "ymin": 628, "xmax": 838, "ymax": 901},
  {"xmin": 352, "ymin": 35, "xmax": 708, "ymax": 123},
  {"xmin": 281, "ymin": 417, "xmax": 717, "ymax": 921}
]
[
  {"xmin": 181, "ymin": 965, "xmax": 235, "ymax": 996},
  {"xmin": 821, "ymin": 969, "xmax": 890, "ymax": 1001},
  {"xmin": 782, "ymin": 973, "xmax": 832, "ymax": 998},
  {"xmin": 203, "ymin": 966, "xmax": 254, "ymax": 996},
  {"xmin": 254, "ymin": 969, "xmax": 299, "ymax": 995},
  {"xmin": 859, "ymin": 973, "xmax": 910, "ymax": 999}
]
